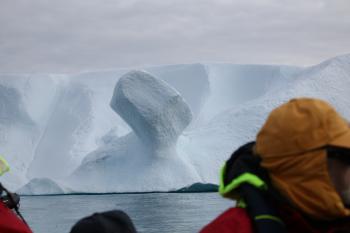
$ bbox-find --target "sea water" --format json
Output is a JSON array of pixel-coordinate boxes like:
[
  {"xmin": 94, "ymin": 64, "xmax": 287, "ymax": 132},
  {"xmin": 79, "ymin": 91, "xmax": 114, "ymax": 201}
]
[{"xmin": 20, "ymin": 193, "xmax": 233, "ymax": 233}]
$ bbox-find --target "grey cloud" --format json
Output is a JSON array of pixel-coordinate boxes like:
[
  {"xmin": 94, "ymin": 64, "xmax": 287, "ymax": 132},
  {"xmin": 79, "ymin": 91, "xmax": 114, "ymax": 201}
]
[{"xmin": 0, "ymin": 0, "xmax": 349, "ymax": 73}]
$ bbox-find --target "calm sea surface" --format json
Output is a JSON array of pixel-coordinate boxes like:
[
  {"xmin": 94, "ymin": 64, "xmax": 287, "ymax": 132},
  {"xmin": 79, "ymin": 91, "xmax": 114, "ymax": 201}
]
[{"xmin": 20, "ymin": 193, "xmax": 233, "ymax": 233}]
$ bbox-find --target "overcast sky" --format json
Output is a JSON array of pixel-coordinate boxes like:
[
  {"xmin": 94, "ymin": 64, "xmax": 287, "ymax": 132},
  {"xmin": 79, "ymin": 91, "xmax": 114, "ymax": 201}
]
[{"xmin": 0, "ymin": 0, "xmax": 349, "ymax": 73}]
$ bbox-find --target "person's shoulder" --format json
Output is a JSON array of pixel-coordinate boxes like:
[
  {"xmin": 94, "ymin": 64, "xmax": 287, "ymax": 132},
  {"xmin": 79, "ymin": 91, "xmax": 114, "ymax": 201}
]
[{"xmin": 199, "ymin": 207, "xmax": 253, "ymax": 233}]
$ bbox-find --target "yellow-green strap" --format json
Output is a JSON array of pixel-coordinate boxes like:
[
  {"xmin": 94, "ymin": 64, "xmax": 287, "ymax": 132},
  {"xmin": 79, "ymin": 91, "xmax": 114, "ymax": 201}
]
[
  {"xmin": 0, "ymin": 156, "xmax": 10, "ymax": 176},
  {"xmin": 219, "ymin": 163, "xmax": 267, "ymax": 196},
  {"xmin": 255, "ymin": 215, "xmax": 284, "ymax": 225}
]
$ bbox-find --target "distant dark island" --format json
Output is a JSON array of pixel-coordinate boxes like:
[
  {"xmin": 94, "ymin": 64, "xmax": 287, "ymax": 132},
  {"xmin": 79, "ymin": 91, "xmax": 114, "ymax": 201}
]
[{"xmin": 173, "ymin": 183, "xmax": 219, "ymax": 193}]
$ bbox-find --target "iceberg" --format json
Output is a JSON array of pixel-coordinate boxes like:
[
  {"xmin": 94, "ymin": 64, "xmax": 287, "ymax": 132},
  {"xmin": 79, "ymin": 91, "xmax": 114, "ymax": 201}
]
[
  {"xmin": 17, "ymin": 178, "xmax": 64, "ymax": 195},
  {"xmin": 0, "ymin": 54, "xmax": 349, "ymax": 194},
  {"xmin": 67, "ymin": 71, "xmax": 200, "ymax": 192}
]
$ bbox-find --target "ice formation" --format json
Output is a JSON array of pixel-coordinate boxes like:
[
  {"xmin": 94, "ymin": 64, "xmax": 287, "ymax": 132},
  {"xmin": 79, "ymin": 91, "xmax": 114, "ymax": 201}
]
[
  {"xmin": 17, "ymin": 178, "xmax": 64, "ymax": 195},
  {"xmin": 67, "ymin": 71, "xmax": 200, "ymax": 192},
  {"xmin": 111, "ymin": 70, "xmax": 192, "ymax": 152},
  {"xmin": 27, "ymin": 82, "xmax": 93, "ymax": 179},
  {"xmin": 0, "ymin": 54, "xmax": 349, "ymax": 194}
]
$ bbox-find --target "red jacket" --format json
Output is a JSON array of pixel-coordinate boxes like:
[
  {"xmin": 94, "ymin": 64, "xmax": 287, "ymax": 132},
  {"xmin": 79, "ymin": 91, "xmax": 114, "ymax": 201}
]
[
  {"xmin": 200, "ymin": 207, "xmax": 350, "ymax": 233},
  {"xmin": 0, "ymin": 202, "xmax": 32, "ymax": 233}
]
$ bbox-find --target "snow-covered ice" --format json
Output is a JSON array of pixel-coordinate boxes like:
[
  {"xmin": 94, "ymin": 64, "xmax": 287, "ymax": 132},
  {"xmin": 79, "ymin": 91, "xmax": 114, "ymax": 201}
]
[{"xmin": 0, "ymin": 54, "xmax": 349, "ymax": 194}]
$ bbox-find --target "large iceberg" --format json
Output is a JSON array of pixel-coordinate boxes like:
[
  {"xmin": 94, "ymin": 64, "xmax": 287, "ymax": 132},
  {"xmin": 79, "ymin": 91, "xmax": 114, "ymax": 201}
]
[{"xmin": 0, "ymin": 54, "xmax": 349, "ymax": 194}]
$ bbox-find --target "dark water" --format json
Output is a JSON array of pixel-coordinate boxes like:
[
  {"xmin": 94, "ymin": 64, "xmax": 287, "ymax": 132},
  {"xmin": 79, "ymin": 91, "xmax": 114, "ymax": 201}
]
[{"xmin": 20, "ymin": 193, "xmax": 233, "ymax": 233}]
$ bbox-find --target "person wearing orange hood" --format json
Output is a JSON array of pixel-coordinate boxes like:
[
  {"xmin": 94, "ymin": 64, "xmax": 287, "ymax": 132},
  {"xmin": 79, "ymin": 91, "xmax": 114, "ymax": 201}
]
[{"xmin": 200, "ymin": 98, "xmax": 350, "ymax": 233}]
